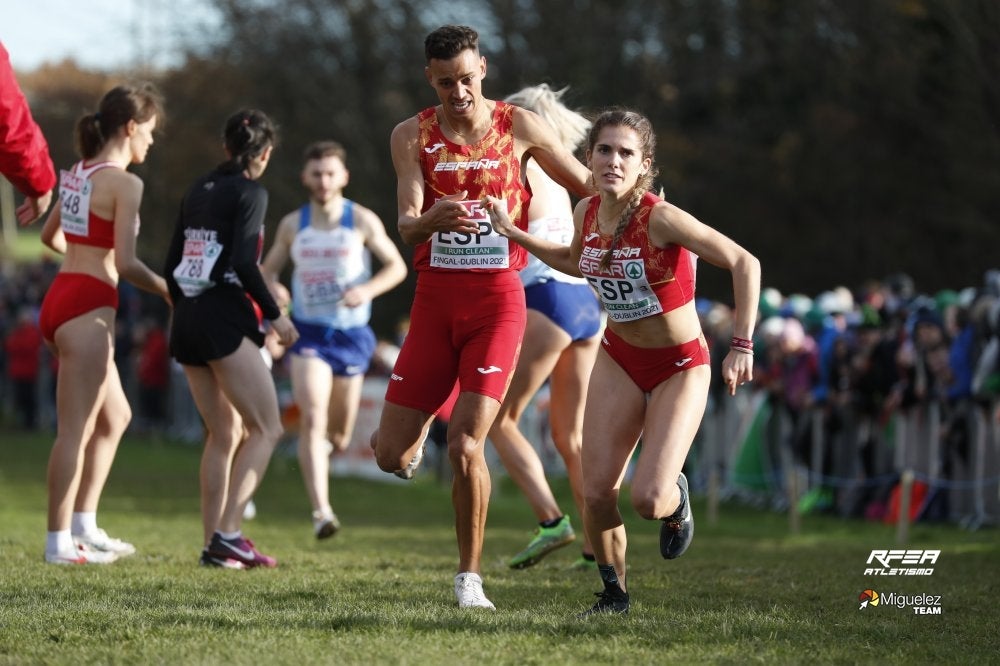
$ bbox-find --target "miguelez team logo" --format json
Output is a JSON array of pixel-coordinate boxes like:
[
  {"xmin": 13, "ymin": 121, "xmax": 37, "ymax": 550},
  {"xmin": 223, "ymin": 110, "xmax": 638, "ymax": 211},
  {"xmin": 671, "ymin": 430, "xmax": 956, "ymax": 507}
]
[{"xmin": 858, "ymin": 589, "xmax": 880, "ymax": 610}]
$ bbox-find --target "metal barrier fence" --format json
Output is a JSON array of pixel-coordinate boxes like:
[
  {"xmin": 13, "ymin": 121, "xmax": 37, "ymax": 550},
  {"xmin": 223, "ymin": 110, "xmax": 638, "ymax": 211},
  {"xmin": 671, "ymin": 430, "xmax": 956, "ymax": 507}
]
[{"xmin": 693, "ymin": 390, "xmax": 999, "ymax": 537}]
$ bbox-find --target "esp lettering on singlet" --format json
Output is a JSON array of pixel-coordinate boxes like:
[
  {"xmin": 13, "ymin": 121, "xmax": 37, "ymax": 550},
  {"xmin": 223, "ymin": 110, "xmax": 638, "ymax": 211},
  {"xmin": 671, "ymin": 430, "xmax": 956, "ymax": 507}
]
[
  {"xmin": 580, "ymin": 244, "xmax": 663, "ymax": 321},
  {"xmin": 429, "ymin": 198, "xmax": 510, "ymax": 269},
  {"xmin": 414, "ymin": 102, "xmax": 529, "ymax": 273},
  {"xmin": 172, "ymin": 228, "xmax": 223, "ymax": 297},
  {"xmin": 578, "ymin": 192, "xmax": 697, "ymax": 322}
]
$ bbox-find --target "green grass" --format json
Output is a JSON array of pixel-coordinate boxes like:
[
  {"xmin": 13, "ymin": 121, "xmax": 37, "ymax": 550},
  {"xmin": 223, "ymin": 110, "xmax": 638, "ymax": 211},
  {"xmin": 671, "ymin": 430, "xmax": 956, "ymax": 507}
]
[
  {"xmin": 0, "ymin": 230, "xmax": 49, "ymax": 263},
  {"xmin": 0, "ymin": 429, "xmax": 997, "ymax": 665}
]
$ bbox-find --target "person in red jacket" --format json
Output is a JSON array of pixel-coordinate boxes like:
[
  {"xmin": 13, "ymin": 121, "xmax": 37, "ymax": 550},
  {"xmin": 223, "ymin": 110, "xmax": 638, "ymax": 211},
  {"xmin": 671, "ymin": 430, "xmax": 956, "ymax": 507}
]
[
  {"xmin": 4, "ymin": 307, "xmax": 43, "ymax": 429},
  {"xmin": 0, "ymin": 41, "xmax": 56, "ymax": 224}
]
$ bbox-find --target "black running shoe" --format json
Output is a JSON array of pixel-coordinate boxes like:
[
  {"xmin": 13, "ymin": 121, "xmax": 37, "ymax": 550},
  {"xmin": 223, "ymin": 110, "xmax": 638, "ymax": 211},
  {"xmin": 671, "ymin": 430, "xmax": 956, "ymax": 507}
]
[
  {"xmin": 578, "ymin": 584, "xmax": 630, "ymax": 617},
  {"xmin": 660, "ymin": 472, "xmax": 694, "ymax": 559}
]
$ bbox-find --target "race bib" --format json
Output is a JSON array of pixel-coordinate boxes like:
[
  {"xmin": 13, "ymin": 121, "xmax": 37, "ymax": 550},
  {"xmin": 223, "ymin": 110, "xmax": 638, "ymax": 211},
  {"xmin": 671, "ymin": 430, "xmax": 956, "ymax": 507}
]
[
  {"xmin": 173, "ymin": 237, "xmax": 223, "ymax": 297},
  {"xmin": 586, "ymin": 258, "xmax": 663, "ymax": 322},
  {"xmin": 429, "ymin": 199, "xmax": 509, "ymax": 269},
  {"xmin": 59, "ymin": 169, "xmax": 92, "ymax": 237},
  {"xmin": 297, "ymin": 267, "xmax": 344, "ymax": 317}
]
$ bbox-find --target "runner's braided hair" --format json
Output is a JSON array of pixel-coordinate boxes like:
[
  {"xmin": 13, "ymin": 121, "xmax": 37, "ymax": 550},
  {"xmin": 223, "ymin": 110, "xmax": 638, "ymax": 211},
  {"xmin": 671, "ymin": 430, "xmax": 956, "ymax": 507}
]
[{"xmin": 590, "ymin": 109, "xmax": 658, "ymax": 272}]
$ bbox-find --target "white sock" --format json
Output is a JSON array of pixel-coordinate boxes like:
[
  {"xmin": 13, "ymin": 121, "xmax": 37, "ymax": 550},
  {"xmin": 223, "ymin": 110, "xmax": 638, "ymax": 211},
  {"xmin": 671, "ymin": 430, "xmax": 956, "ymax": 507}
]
[
  {"xmin": 217, "ymin": 530, "xmax": 242, "ymax": 540},
  {"xmin": 46, "ymin": 530, "xmax": 75, "ymax": 555},
  {"xmin": 72, "ymin": 512, "xmax": 98, "ymax": 537}
]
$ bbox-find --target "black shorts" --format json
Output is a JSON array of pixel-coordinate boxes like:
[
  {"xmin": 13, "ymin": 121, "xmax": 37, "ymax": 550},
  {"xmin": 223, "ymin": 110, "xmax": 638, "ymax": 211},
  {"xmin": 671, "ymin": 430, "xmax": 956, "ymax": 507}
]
[{"xmin": 170, "ymin": 286, "xmax": 265, "ymax": 366}]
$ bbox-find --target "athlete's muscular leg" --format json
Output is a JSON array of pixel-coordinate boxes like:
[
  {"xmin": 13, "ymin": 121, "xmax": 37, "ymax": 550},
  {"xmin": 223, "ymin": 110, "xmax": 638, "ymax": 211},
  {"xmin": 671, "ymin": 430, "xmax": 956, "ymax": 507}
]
[
  {"xmin": 74, "ymin": 358, "xmax": 132, "ymax": 514},
  {"xmin": 47, "ymin": 309, "xmax": 115, "ymax": 532},
  {"xmin": 580, "ymin": 350, "xmax": 645, "ymax": 589},
  {"xmin": 630, "ymin": 365, "xmax": 710, "ymax": 521},
  {"xmin": 547, "ymin": 332, "xmax": 601, "ymax": 554},
  {"xmin": 291, "ymin": 354, "xmax": 334, "ymax": 513},
  {"xmin": 447, "ymin": 391, "xmax": 502, "ymax": 574},
  {"xmin": 211, "ymin": 338, "xmax": 285, "ymax": 533},
  {"xmin": 372, "ymin": 401, "xmax": 434, "ymax": 475},
  {"xmin": 327, "ymin": 374, "xmax": 364, "ymax": 453},
  {"xmin": 185, "ymin": 365, "xmax": 242, "ymax": 545},
  {"xmin": 487, "ymin": 310, "xmax": 566, "ymax": 522}
]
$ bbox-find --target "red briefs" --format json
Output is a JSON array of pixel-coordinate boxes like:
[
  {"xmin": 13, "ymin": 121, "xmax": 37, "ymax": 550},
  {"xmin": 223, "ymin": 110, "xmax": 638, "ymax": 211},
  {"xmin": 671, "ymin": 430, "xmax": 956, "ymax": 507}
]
[
  {"xmin": 601, "ymin": 327, "xmax": 710, "ymax": 393},
  {"xmin": 39, "ymin": 272, "xmax": 118, "ymax": 343},
  {"xmin": 386, "ymin": 270, "xmax": 526, "ymax": 413}
]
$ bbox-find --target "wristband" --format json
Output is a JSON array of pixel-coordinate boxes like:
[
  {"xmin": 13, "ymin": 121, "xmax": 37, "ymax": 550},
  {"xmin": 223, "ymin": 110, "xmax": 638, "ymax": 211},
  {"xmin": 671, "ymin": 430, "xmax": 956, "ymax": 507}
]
[{"xmin": 730, "ymin": 336, "xmax": 754, "ymax": 350}]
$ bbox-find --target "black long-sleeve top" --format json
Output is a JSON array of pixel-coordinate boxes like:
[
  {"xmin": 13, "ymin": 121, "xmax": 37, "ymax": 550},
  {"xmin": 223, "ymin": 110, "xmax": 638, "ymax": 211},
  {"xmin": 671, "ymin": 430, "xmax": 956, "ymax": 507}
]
[{"xmin": 164, "ymin": 166, "xmax": 281, "ymax": 321}]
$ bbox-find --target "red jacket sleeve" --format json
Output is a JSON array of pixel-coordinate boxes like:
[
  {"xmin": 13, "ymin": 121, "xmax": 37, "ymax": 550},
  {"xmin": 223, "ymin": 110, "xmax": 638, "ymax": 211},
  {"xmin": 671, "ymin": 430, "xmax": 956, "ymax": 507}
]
[{"xmin": 0, "ymin": 42, "xmax": 56, "ymax": 198}]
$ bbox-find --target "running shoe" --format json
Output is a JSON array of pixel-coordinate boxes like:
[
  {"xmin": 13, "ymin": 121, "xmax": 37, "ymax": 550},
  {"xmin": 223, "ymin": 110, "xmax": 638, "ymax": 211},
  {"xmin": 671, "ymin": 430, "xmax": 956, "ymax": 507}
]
[
  {"xmin": 199, "ymin": 548, "xmax": 246, "ymax": 570},
  {"xmin": 578, "ymin": 583, "xmax": 630, "ymax": 616},
  {"xmin": 660, "ymin": 472, "xmax": 694, "ymax": 560},
  {"xmin": 44, "ymin": 550, "xmax": 86, "ymax": 565},
  {"xmin": 243, "ymin": 499, "xmax": 257, "ymax": 521},
  {"xmin": 393, "ymin": 442, "xmax": 425, "ymax": 480},
  {"xmin": 45, "ymin": 542, "xmax": 117, "ymax": 565},
  {"xmin": 312, "ymin": 509, "xmax": 341, "ymax": 540},
  {"xmin": 74, "ymin": 528, "xmax": 136, "ymax": 557},
  {"xmin": 454, "ymin": 572, "xmax": 496, "ymax": 610},
  {"xmin": 567, "ymin": 555, "xmax": 598, "ymax": 572},
  {"xmin": 508, "ymin": 515, "xmax": 576, "ymax": 569},
  {"xmin": 206, "ymin": 533, "xmax": 277, "ymax": 568}
]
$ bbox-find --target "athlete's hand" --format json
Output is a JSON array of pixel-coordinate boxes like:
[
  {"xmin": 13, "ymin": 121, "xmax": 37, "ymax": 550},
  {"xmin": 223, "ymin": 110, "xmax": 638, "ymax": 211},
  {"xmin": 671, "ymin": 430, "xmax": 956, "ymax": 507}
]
[
  {"xmin": 424, "ymin": 191, "xmax": 480, "ymax": 235},
  {"xmin": 16, "ymin": 190, "xmax": 53, "ymax": 226},
  {"xmin": 271, "ymin": 314, "xmax": 299, "ymax": 347},
  {"xmin": 341, "ymin": 285, "xmax": 370, "ymax": 308},
  {"xmin": 722, "ymin": 349, "xmax": 754, "ymax": 396},
  {"xmin": 482, "ymin": 195, "xmax": 514, "ymax": 237}
]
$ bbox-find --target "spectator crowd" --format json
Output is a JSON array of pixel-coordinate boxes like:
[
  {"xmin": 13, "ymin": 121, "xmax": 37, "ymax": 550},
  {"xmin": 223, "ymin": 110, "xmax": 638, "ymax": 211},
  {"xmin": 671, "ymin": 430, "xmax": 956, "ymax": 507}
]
[{"xmin": 2, "ymin": 258, "xmax": 998, "ymax": 528}]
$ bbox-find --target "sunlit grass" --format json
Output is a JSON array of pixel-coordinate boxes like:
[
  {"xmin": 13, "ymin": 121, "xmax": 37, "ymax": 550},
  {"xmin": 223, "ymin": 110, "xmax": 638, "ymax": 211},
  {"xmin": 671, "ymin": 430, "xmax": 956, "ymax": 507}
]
[{"xmin": 0, "ymin": 429, "xmax": 996, "ymax": 664}]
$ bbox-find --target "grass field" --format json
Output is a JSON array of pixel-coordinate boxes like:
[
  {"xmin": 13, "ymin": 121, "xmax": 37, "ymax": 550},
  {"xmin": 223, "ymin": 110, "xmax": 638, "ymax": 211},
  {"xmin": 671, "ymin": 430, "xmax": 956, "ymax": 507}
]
[{"xmin": 0, "ymin": 429, "xmax": 997, "ymax": 665}]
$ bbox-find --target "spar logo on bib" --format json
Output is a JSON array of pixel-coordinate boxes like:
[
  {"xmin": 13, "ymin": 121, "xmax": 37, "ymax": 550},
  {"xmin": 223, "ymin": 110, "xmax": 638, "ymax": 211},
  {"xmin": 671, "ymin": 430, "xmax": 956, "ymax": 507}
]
[{"xmin": 624, "ymin": 261, "xmax": 643, "ymax": 279}]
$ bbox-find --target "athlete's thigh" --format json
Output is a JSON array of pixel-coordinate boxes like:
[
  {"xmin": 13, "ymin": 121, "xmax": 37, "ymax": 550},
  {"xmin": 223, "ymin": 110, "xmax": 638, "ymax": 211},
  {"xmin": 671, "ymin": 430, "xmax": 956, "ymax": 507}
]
[
  {"xmin": 448, "ymin": 390, "xmax": 503, "ymax": 447},
  {"xmin": 456, "ymin": 288, "xmax": 526, "ymax": 401},
  {"xmin": 501, "ymin": 310, "xmax": 567, "ymax": 416},
  {"xmin": 376, "ymin": 400, "xmax": 435, "ymax": 458},
  {"xmin": 547, "ymin": 332, "xmax": 600, "ymax": 441},
  {"xmin": 208, "ymin": 338, "xmax": 280, "ymax": 430},
  {"xmin": 52, "ymin": 310, "xmax": 115, "ymax": 435},
  {"xmin": 290, "ymin": 353, "xmax": 334, "ymax": 414},
  {"xmin": 631, "ymin": 365, "xmax": 711, "ymax": 493},
  {"xmin": 387, "ymin": 305, "xmax": 460, "ymax": 412},
  {"xmin": 183, "ymin": 364, "xmax": 240, "ymax": 434},
  {"xmin": 580, "ymin": 349, "xmax": 646, "ymax": 491}
]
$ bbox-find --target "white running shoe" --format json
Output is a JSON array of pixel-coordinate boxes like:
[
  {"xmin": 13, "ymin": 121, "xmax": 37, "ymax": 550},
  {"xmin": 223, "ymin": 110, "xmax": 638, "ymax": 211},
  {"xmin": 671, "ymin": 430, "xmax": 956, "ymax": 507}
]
[
  {"xmin": 312, "ymin": 509, "xmax": 341, "ymax": 539},
  {"xmin": 454, "ymin": 572, "xmax": 496, "ymax": 610},
  {"xmin": 44, "ymin": 550, "xmax": 86, "ymax": 565},
  {"xmin": 46, "ymin": 543, "xmax": 117, "ymax": 565},
  {"xmin": 393, "ymin": 442, "xmax": 425, "ymax": 480},
  {"xmin": 74, "ymin": 528, "xmax": 136, "ymax": 557}
]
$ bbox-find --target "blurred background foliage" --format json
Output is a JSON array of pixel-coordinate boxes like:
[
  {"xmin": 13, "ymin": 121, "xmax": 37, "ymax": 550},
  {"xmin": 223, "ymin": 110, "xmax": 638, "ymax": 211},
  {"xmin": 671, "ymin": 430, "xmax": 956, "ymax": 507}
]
[{"xmin": 14, "ymin": 0, "xmax": 1000, "ymax": 338}]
